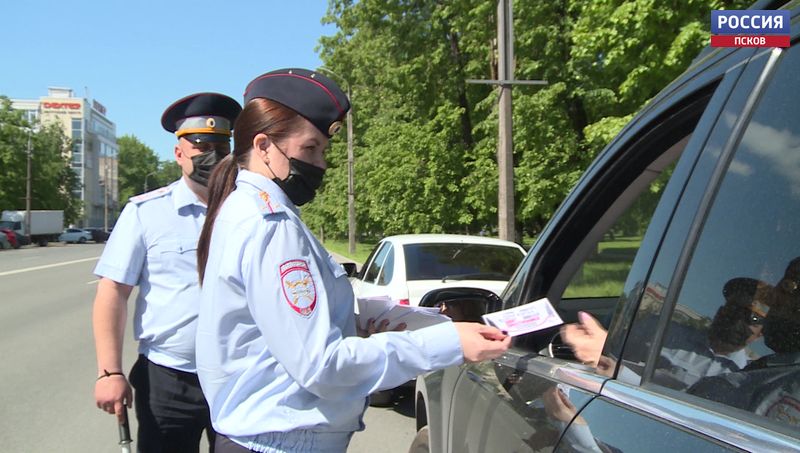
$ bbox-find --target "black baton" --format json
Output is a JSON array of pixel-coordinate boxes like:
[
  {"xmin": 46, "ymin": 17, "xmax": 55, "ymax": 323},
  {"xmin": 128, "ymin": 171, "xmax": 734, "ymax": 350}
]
[{"xmin": 119, "ymin": 405, "xmax": 132, "ymax": 453}]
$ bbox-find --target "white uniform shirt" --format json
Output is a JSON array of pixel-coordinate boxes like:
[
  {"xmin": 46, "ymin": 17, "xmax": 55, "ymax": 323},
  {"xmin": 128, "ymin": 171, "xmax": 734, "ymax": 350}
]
[
  {"xmin": 196, "ymin": 169, "xmax": 463, "ymax": 439},
  {"xmin": 94, "ymin": 177, "xmax": 206, "ymax": 372}
]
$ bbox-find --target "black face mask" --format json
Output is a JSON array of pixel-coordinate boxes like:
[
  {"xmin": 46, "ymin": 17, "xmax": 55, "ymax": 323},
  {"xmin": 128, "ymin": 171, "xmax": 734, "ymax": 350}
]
[
  {"xmin": 273, "ymin": 158, "xmax": 326, "ymax": 206},
  {"xmin": 188, "ymin": 150, "xmax": 223, "ymax": 187}
]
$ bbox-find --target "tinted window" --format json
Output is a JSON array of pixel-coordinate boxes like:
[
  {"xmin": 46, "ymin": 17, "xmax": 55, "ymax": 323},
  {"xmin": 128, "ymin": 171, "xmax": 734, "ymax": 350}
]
[
  {"xmin": 653, "ymin": 46, "xmax": 800, "ymax": 435},
  {"xmin": 364, "ymin": 242, "xmax": 391, "ymax": 283},
  {"xmin": 403, "ymin": 243, "xmax": 524, "ymax": 281},
  {"xmin": 377, "ymin": 245, "xmax": 394, "ymax": 286}
]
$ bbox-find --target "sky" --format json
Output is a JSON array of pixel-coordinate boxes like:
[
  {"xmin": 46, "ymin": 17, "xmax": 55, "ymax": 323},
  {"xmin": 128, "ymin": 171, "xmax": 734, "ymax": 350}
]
[{"xmin": 0, "ymin": 0, "xmax": 335, "ymax": 160}]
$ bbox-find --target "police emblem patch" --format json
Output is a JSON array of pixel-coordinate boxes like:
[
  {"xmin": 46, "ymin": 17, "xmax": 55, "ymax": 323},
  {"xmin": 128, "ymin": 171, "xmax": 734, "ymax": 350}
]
[{"xmin": 280, "ymin": 259, "xmax": 317, "ymax": 316}]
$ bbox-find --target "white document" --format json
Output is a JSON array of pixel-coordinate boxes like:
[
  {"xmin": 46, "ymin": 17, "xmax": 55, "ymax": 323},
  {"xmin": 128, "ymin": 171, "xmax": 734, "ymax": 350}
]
[
  {"xmin": 356, "ymin": 296, "xmax": 450, "ymax": 331},
  {"xmin": 482, "ymin": 297, "xmax": 563, "ymax": 337}
]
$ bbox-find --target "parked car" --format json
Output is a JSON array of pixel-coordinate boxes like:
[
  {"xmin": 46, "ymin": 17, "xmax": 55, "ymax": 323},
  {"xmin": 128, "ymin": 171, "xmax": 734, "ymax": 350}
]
[
  {"xmin": 411, "ymin": 13, "xmax": 800, "ymax": 453},
  {"xmin": 351, "ymin": 234, "xmax": 526, "ymax": 307},
  {"xmin": 58, "ymin": 228, "xmax": 92, "ymax": 244},
  {"xmin": 352, "ymin": 234, "xmax": 526, "ymax": 405},
  {"xmin": 0, "ymin": 227, "xmax": 20, "ymax": 249},
  {"xmin": 83, "ymin": 227, "xmax": 110, "ymax": 243}
]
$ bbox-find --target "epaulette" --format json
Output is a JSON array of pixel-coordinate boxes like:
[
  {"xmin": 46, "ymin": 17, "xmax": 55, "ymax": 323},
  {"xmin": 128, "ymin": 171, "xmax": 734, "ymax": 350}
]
[
  {"xmin": 256, "ymin": 191, "xmax": 285, "ymax": 217},
  {"xmin": 129, "ymin": 185, "xmax": 173, "ymax": 205}
]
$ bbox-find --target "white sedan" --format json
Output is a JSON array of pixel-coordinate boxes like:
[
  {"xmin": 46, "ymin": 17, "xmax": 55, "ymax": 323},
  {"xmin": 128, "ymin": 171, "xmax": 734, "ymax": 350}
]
[
  {"xmin": 351, "ymin": 234, "xmax": 526, "ymax": 307},
  {"xmin": 58, "ymin": 228, "xmax": 92, "ymax": 244},
  {"xmin": 350, "ymin": 234, "xmax": 526, "ymax": 405}
]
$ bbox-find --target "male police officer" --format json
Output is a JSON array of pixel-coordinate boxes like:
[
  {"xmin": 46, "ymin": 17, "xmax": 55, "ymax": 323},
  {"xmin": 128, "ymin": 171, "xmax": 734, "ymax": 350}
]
[{"xmin": 93, "ymin": 93, "xmax": 241, "ymax": 452}]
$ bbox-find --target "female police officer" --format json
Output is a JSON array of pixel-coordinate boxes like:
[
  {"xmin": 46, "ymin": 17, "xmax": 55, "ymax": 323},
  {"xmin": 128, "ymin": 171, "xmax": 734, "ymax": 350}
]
[{"xmin": 195, "ymin": 68, "xmax": 511, "ymax": 452}]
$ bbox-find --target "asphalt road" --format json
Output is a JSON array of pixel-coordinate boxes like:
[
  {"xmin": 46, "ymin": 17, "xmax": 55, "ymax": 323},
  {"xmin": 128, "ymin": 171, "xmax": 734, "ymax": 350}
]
[{"xmin": 0, "ymin": 243, "xmax": 416, "ymax": 452}]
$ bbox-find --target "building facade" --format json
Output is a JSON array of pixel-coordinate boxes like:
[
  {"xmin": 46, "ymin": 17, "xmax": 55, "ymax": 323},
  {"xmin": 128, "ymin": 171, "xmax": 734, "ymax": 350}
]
[{"xmin": 12, "ymin": 87, "xmax": 119, "ymax": 229}]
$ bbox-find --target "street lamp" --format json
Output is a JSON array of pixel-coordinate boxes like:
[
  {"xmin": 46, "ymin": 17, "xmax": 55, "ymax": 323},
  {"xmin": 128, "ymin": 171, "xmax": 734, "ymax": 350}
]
[
  {"xmin": 318, "ymin": 66, "xmax": 356, "ymax": 256},
  {"xmin": 25, "ymin": 128, "xmax": 32, "ymax": 239},
  {"xmin": 144, "ymin": 170, "xmax": 157, "ymax": 193},
  {"xmin": 1, "ymin": 122, "xmax": 35, "ymax": 239}
]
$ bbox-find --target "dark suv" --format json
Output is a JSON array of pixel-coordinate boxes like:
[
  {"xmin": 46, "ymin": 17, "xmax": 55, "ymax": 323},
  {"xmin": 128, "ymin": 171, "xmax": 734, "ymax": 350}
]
[
  {"xmin": 83, "ymin": 227, "xmax": 110, "ymax": 243},
  {"xmin": 412, "ymin": 5, "xmax": 800, "ymax": 453}
]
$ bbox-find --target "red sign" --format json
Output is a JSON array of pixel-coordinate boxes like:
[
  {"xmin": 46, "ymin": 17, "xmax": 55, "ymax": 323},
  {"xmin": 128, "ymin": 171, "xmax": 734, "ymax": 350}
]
[
  {"xmin": 710, "ymin": 35, "xmax": 790, "ymax": 48},
  {"xmin": 42, "ymin": 102, "xmax": 81, "ymax": 110},
  {"xmin": 93, "ymin": 100, "xmax": 107, "ymax": 115}
]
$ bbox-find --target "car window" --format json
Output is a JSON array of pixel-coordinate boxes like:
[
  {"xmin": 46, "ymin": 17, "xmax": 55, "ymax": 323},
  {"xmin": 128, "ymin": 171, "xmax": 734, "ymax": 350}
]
[
  {"xmin": 377, "ymin": 244, "xmax": 394, "ymax": 286},
  {"xmin": 403, "ymin": 243, "xmax": 524, "ymax": 281},
  {"xmin": 363, "ymin": 242, "xmax": 391, "ymax": 284},
  {"xmin": 507, "ymin": 82, "xmax": 722, "ymax": 359},
  {"xmin": 563, "ymin": 163, "xmax": 676, "ymax": 299},
  {"xmin": 651, "ymin": 45, "xmax": 800, "ymax": 435}
]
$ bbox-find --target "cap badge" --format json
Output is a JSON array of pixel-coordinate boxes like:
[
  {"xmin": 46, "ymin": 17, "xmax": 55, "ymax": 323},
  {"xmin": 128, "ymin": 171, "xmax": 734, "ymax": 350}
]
[
  {"xmin": 206, "ymin": 118, "xmax": 216, "ymax": 128},
  {"xmin": 328, "ymin": 121, "xmax": 343, "ymax": 136}
]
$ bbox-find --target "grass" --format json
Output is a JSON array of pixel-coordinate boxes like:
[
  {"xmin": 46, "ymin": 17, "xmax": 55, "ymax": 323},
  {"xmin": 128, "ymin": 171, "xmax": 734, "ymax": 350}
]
[
  {"xmin": 563, "ymin": 236, "xmax": 642, "ymax": 298},
  {"xmin": 322, "ymin": 238, "xmax": 376, "ymax": 265}
]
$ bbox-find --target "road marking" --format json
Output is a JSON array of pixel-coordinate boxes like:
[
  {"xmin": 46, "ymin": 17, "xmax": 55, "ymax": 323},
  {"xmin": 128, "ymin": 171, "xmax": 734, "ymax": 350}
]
[
  {"xmin": 87, "ymin": 279, "xmax": 100, "ymax": 285},
  {"xmin": 0, "ymin": 256, "xmax": 100, "ymax": 277}
]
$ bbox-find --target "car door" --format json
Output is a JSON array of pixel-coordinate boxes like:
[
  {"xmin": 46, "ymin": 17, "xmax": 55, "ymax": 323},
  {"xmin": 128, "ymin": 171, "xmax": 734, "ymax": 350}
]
[
  {"xmin": 575, "ymin": 34, "xmax": 800, "ymax": 452},
  {"xmin": 442, "ymin": 44, "xmax": 766, "ymax": 453}
]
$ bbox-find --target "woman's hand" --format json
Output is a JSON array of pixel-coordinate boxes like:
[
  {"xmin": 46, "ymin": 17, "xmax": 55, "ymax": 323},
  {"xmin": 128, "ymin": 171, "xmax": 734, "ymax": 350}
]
[
  {"xmin": 453, "ymin": 322, "xmax": 511, "ymax": 362},
  {"xmin": 357, "ymin": 318, "xmax": 407, "ymax": 338}
]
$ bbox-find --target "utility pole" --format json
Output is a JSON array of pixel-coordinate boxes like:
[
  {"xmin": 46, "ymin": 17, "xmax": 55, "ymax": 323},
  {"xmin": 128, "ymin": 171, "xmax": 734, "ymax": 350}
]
[
  {"xmin": 25, "ymin": 130, "xmax": 32, "ymax": 238},
  {"xmin": 318, "ymin": 66, "xmax": 356, "ymax": 256},
  {"xmin": 346, "ymin": 90, "xmax": 356, "ymax": 256},
  {"xmin": 497, "ymin": 0, "xmax": 514, "ymax": 242},
  {"xmin": 466, "ymin": 0, "xmax": 547, "ymax": 243}
]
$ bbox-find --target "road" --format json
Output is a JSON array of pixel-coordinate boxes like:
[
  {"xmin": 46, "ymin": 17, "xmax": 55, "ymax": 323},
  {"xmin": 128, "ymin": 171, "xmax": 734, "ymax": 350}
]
[{"xmin": 0, "ymin": 244, "xmax": 416, "ymax": 452}]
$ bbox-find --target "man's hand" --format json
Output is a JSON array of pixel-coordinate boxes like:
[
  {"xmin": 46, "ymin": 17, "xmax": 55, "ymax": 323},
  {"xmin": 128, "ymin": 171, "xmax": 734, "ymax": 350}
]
[
  {"xmin": 95, "ymin": 374, "xmax": 133, "ymax": 423},
  {"xmin": 561, "ymin": 311, "xmax": 607, "ymax": 367}
]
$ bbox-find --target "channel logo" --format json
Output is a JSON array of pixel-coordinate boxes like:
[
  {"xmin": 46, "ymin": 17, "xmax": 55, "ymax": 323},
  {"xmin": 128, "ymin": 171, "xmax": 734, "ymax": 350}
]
[{"xmin": 711, "ymin": 10, "xmax": 790, "ymax": 48}]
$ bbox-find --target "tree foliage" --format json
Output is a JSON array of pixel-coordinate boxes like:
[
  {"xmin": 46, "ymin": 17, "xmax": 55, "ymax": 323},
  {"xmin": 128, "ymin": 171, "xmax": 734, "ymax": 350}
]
[
  {"xmin": 116, "ymin": 134, "xmax": 184, "ymax": 204},
  {"xmin": 0, "ymin": 97, "xmax": 82, "ymax": 224},
  {"xmin": 305, "ymin": 0, "xmax": 748, "ymax": 242}
]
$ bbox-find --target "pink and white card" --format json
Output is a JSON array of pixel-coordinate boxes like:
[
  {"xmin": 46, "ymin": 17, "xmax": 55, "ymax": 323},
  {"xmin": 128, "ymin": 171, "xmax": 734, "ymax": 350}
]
[{"xmin": 482, "ymin": 297, "xmax": 563, "ymax": 336}]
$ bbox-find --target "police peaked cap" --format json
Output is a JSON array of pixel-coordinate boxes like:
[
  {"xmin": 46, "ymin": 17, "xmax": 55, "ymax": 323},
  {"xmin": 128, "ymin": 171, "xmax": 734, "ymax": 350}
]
[
  {"xmin": 161, "ymin": 92, "xmax": 242, "ymax": 143},
  {"xmin": 243, "ymin": 68, "xmax": 350, "ymax": 137}
]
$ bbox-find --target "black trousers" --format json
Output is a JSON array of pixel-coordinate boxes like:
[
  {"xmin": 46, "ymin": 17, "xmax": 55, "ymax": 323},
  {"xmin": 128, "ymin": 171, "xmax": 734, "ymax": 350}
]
[{"xmin": 129, "ymin": 355, "xmax": 216, "ymax": 453}]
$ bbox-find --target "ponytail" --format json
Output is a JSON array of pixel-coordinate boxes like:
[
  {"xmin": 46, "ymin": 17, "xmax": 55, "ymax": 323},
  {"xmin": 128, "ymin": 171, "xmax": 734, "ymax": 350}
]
[
  {"xmin": 198, "ymin": 154, "xmax": 240, "ymax": 284},
  {"xmin": 197, "ymin": 98, "xmax": 302, "ymax": 285}
]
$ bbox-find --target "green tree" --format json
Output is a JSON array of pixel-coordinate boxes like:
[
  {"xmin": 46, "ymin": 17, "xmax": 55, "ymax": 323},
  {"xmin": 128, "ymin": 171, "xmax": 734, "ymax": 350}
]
[
  {"xmin": 313, "ymin": 0, "xmax": 749, "ymax": 242},
  {"xmin": 155, "ymin": 160, "xmax": 183, "ymax": 188},
  {"xmin": 117, "ymin": 134, "xmax": 159, "ymax": 204},
  {"xmin": 0, "ymin": 97, "xmax": 81, "ymax": 224}
]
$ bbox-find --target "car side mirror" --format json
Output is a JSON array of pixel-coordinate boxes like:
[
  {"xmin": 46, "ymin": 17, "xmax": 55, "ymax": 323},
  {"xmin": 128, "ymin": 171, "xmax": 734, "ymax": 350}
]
[
  {"xmin": 341, "ymin": 262, "xmax": 359, "ymax": 278},
  {"xmin": 419, "ymin": 287, "xmax": 503, "ymax": 323}
]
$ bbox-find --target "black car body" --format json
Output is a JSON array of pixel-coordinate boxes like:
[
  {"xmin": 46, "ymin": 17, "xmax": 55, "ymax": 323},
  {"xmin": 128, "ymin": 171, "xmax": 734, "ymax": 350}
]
[
  {"xmin": 83, "ymin": 227, "xmax": 110, "ymax": 243},
  {"xmin": 413, "ymin": 3, "xmax": 800, "ymax": 452}
]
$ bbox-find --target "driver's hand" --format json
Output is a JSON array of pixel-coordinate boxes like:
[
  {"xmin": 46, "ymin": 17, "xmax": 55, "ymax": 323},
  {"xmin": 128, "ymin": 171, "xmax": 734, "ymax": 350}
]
[{"xmin": 560, "ymin": 311, "xmax": 607, "ymax": 367}]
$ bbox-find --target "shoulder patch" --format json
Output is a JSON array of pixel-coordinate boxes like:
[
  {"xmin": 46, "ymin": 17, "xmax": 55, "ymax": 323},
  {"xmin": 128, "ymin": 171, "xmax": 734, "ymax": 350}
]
[
  {"xmin": 280, "ymin": 259, "xmax": 317, "ymax": 317},
  {"xmin": 130, "ymin": 186, "xmax": 173, "ymax": 205},
  {"xmin": 257, "ymin": 191, "xmax": 284, "ymax": 216}
]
